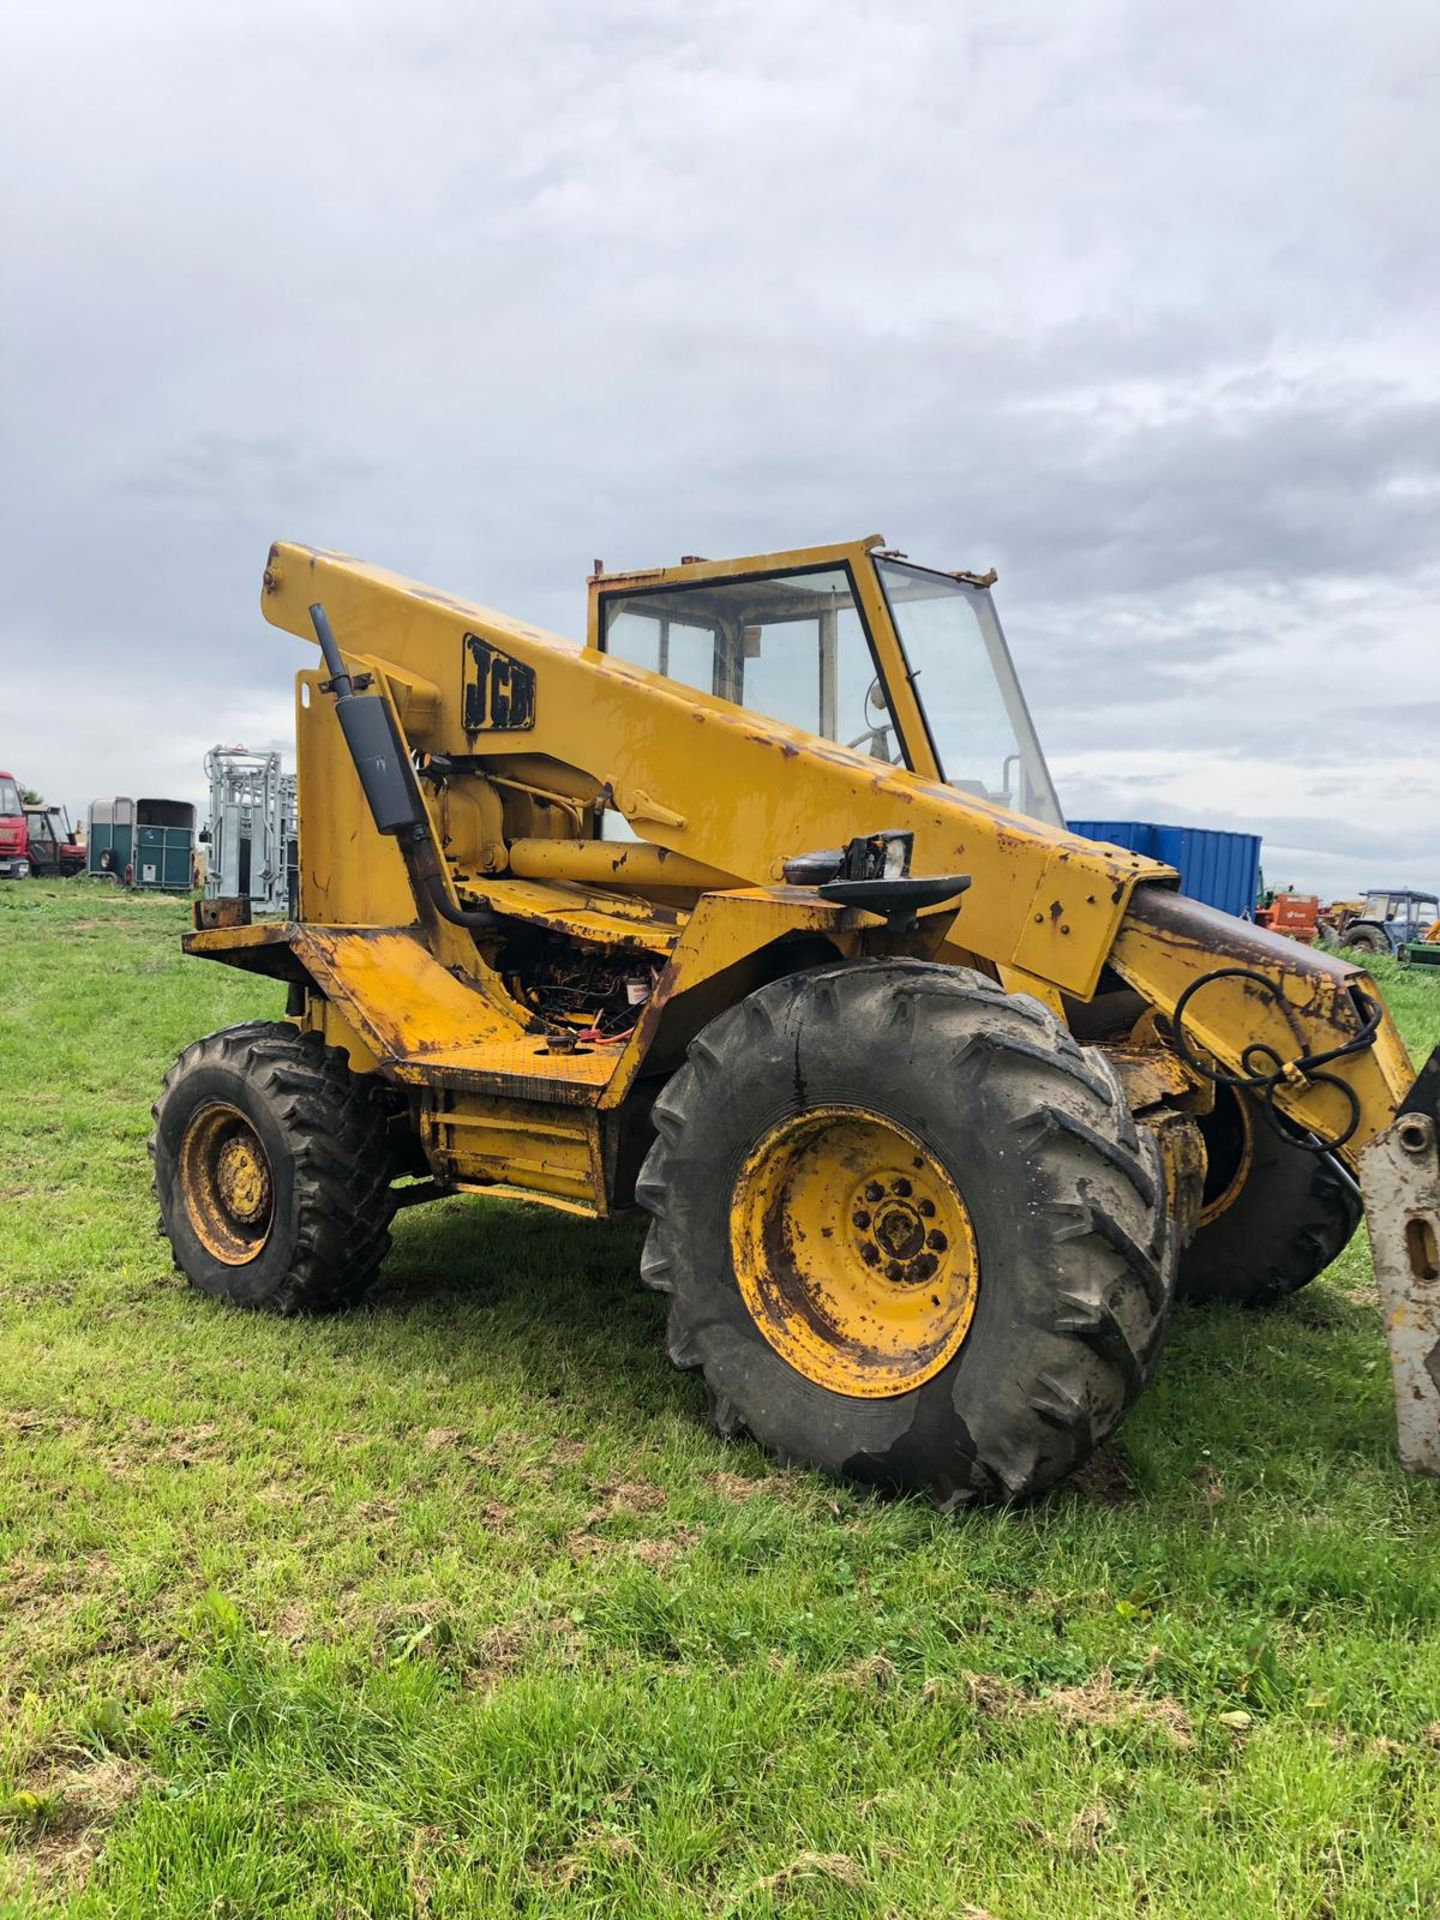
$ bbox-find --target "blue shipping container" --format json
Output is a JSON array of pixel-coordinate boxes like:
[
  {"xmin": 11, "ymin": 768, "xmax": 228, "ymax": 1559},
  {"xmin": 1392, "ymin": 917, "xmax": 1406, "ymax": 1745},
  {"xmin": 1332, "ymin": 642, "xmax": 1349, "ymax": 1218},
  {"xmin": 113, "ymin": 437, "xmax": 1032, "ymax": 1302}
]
[{"xmin": 1067, "ymin": 820, "xmax": 1261, "ymax": 922}]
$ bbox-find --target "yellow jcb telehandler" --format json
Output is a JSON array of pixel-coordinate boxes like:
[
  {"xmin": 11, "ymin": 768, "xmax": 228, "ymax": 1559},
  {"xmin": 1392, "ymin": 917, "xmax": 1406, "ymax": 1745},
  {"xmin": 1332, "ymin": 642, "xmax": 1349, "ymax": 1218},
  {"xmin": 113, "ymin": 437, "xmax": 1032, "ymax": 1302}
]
[{"xmin": 153, "ymin": 537, "xmax": 1440, "ymax": 1505}]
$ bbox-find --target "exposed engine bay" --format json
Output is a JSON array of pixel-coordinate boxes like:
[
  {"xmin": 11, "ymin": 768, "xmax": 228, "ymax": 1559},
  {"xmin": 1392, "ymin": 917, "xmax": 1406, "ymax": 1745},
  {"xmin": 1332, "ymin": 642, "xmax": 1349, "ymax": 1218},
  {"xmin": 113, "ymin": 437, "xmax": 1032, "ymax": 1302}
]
[{"xmin": 499, "ymin": 924, "xmax": 664, "ymax": 1043}]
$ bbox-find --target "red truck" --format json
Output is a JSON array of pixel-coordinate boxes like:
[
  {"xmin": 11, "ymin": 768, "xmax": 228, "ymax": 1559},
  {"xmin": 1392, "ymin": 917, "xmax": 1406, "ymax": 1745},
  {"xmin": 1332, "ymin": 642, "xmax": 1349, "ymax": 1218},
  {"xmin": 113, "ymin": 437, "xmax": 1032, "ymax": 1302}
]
[{"xmin": 0, "ymin": 771, "xmax": 29, "ymax": 880}]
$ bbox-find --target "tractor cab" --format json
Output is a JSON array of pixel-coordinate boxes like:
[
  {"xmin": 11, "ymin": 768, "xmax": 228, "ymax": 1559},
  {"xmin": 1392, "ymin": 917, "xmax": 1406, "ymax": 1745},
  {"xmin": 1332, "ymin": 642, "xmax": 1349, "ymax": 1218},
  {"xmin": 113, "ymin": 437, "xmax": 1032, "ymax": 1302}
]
[
  {"xmin": 588, "ymin": 537, "xmax": 1062, "ymax": 827},
  {"xmin": 1345, "ymin": 889, "xmax": 1440, "ymax": 956},
  {"xmin": 23, "ymin": 805, "xmax": 85, "ymax": 877}
]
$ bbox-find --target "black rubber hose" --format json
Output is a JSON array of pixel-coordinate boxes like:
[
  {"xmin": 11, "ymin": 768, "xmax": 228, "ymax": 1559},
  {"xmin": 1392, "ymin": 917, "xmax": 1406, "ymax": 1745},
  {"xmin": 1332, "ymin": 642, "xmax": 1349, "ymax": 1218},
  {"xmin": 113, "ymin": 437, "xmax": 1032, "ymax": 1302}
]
[
  {"xmin": 309, "ymin": 600, "xmax": 504, "ymax": 934},
  {"xmin": 420, "ymin": 864, "xmax": 504, "ymax": 932}
]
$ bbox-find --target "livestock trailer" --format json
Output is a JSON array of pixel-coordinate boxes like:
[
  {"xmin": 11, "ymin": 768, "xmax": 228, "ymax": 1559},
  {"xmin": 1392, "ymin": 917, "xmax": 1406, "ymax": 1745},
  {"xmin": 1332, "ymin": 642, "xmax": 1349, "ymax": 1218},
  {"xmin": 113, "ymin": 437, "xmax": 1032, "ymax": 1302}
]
[{"xmin": 88, "ymin": 798, "xmax": 197, "ymax": 891}]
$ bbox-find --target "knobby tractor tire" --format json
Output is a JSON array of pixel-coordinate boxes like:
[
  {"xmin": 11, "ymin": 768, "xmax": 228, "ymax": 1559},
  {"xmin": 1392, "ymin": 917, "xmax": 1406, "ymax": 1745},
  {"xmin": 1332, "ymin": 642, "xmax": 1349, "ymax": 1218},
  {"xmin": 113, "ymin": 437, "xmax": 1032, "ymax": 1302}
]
[
  {"xmin": 151, "ymin": 1021, "xmax": 399, "ymax": 1313},
  {"xmin": 636, "ymin": 960, "xmax": 1177, "ymax": 1507},
  {"xmin": 1177, "ymin": 1085, "xmax": 1360, "ymax": 1307}
]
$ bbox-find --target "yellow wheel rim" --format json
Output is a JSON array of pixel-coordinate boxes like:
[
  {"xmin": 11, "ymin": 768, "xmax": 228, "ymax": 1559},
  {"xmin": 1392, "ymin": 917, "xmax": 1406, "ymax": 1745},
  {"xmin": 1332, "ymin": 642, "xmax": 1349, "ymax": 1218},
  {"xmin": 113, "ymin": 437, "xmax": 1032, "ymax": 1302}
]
[
  {"xmin": 730, "ymin": 1105, "xmax": 979, "ymax": 1398},
  {"xmin": 1197, "ymin": 1084, "xmax": 1256, "ymax": 1230},
  {"xmin": 178, "ymin": 1101, "xmax": 274, "ymax": 1265}
]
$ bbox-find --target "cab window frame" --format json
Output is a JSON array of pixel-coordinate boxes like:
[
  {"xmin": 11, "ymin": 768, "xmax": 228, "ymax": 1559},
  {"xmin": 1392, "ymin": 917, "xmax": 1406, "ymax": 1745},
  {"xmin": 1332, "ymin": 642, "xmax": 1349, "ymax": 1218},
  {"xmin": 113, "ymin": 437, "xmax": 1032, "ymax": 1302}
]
[{"xmin": 595, "ymin": 560, "xmax": 918, "ymax": 773}]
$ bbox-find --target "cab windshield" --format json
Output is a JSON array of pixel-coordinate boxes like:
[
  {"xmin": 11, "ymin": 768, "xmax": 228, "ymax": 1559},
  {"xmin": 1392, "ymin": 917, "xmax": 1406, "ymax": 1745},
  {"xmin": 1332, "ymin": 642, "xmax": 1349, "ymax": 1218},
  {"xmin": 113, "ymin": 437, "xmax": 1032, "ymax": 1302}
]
[
  {"xmin": 874, "ymin": 560, "xmax": 1062, "ymax": 826},
  {"xmin": 599, "ymin": 553, "xmax": 1063, "ymax": 827},
  {"xmin": 601, "ymin": 566, "xmax": 900, "ymax": 764}
]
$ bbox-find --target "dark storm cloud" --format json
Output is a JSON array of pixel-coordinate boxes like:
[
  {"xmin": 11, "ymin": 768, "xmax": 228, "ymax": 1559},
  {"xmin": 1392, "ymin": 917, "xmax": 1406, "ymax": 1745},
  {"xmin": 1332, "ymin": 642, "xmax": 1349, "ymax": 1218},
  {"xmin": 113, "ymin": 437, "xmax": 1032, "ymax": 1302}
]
[{"xmin": 0, "ymin": 0, "xmax": 1436, "ymax": 889}]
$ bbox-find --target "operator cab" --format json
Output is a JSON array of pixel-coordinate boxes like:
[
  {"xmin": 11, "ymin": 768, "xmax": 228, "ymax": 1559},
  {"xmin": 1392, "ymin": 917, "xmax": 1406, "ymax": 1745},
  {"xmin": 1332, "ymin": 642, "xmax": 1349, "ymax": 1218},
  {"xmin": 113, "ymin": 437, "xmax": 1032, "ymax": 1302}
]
[
  {"xmin": 1362, "ymin": 891, "xmax": 1439, "ymax": 941},
  {"xmin": 589, "ymin": 537, "xmax": 1062, "ymax": 827}
]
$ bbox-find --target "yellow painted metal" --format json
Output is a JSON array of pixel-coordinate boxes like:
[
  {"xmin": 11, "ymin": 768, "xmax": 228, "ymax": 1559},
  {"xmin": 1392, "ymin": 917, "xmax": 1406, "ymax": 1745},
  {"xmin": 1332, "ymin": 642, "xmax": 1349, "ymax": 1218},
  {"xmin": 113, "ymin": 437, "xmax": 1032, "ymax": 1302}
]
[
  {"xmin": 185, "ymin": 922, "xmax": 295, "ymax": 963},
  {"xmin": 178, "ymin": 1102, "xmax": 274, "ymax": 1266},
  {"xmin": 186, "ymin": 531, "xmax": 1417, "ymax": 1223},
  {"xmin": 506, "ymin": 836, "xmax": 738, "ymax": 894},
  {"xmin": 292, "ymin": 668, "xmax": 411, "ymax": 930},
  {"xmin": 291, "ymin": 926, "xmax": 529, "ymax": 1058},
  {"xmin": 1108, "ymin": 890, "xmax": 1413, "ymax": 1155},
  {"xmin": 296, "ymin": 661, "xmax": 505, "ymax": 986},
  {"xmin": 596, "ymin": 888, "xmax": 867, "ymax": 1111},
  {"xmin": 480, "ymin": 874, "xmax": 686, "ymax": 949},
  {"xmin": 1195, "ymin": 1087, "xmax": 1256, "ymax": 1231},
  {"xmin": 420, "ymin": 1093, "xmax": 604, "ymax": 1208},
  {"xmin": 261, "ymin": 540, "xmax": 1160, "ymax": 1001},
  {"xmin": 729, "ymin": 1105, "xmax": 979, "ymax": 1397}
]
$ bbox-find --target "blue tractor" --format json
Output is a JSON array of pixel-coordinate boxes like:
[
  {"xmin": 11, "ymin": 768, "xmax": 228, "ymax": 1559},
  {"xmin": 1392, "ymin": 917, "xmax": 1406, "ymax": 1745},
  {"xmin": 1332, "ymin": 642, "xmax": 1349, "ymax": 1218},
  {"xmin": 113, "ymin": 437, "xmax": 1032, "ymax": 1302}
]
[{"xmin": 1339, "ymin": 888, "xmax": 1440, "ymax": 957}]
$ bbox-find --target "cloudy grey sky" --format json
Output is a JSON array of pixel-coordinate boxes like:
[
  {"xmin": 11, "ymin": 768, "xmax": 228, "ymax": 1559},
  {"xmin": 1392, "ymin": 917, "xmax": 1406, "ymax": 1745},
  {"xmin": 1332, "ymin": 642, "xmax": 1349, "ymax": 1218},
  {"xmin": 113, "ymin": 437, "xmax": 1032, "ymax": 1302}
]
[{"xmin": 3, "ymin": 0, "xmax": 1438, "ymax": 894}]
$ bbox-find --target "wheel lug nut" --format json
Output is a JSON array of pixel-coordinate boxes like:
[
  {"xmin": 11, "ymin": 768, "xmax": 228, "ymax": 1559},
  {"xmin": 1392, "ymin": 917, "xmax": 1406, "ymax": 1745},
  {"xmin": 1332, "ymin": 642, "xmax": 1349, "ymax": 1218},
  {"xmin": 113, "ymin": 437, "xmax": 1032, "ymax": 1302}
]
[
  {"xmin": 886, "ymin": 1260, "xmax": 904, "ymax": 1283},
  {"xmin": 861, "ymin": 1243, "xmax": 880, "ymax": 1267},
  {"xmin": 864, "ymin": 1182, "xmax": 884, "ymax": 1204},
  {"xmin": 852, "ymin": 1210, "xmax": 871, "ymax": 1230},
  {"xmin": 926, "ymin": 1230, "xmax": 947, "ymax": 1252},
  {"xmin": 917, "ymin": 1198, "xmax": 935, "ymax": 1218},
  {"xmin": 892, "ymin": 1177, "xmax": 912, "ymax": 1198}
]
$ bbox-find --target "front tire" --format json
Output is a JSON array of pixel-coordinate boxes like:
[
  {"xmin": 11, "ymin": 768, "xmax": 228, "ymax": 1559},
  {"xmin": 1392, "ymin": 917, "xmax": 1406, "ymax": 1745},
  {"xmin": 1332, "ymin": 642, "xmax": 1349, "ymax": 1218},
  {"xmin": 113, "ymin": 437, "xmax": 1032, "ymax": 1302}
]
[
  {"xmin": 151, "ymin": 1022, "xmax": 398, "ymax": 1313},
  {"xmin": 1178, "ymin": 1085, "xmax": 1360, "ymax": 1306},
  {"xmin": 637, "ymin": 961, "xmax": 1177, "ymax": 1506}
]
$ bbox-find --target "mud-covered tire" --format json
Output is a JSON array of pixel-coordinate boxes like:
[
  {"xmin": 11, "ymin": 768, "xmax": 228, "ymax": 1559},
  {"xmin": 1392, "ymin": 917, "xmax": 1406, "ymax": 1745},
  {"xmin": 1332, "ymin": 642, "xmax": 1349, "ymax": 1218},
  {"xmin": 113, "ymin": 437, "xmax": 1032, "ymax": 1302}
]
[
  {"xmin": 636, "ymin": 960, "xmax": 1177, "ymax": 1507},
  {"xmin": 151, "ymin": 1021, "xmax": 398, "ymax": 1313},
  {"xmin": 1343, "ymin": 924, "xmax": 1389, "ymax": 955},
  {"xmin": 1178, "ymin": 1086, "xmax": 1360, "ymax": 1306}
]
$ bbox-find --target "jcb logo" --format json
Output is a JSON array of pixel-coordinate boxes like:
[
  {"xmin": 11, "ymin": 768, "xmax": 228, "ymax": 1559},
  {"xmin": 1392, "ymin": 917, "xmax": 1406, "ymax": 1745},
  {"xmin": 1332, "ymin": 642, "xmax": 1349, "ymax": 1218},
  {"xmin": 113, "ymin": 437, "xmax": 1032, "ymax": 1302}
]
[{"xmin": 463, "ymin": 633, "xmax": 536, "ymax": 733}]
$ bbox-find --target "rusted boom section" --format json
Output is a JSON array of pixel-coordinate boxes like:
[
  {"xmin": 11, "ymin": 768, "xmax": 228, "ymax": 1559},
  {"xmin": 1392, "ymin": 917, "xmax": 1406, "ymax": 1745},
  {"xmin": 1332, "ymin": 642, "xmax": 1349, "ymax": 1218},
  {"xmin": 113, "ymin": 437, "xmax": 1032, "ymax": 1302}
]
[{"xmin": 1110, "ymin": 887, "xmax": 1414, "ymax": 1166}]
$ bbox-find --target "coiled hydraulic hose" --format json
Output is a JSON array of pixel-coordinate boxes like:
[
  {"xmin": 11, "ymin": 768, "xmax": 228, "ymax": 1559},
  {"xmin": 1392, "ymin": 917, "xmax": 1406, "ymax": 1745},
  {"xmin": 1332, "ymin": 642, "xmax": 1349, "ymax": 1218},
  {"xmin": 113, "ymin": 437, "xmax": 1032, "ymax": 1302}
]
[{"xmin": 1170, "ymin": 966, "xmax": 1382, "ymax": 1154}]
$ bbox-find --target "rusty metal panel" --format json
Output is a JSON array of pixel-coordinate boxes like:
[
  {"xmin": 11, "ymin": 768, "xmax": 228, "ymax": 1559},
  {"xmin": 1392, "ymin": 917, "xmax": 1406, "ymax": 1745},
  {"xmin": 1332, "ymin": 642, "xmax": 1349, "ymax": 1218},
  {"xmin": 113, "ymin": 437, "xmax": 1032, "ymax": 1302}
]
[
  {"xmin": 479, "ymin": 874, "xmax": 686, "ymax": 949},
  {"xmin": 1110, "ymin": 886, "xmax": 1414, "ymax": 1161},
  {"xmin": 193, "ymin": 896, "xmax": 252, "ymax": 931},
  {"xmin": 1360, "ymin": 1110, "xmax": 1440, "ymax": 1476},
  {"xmin": 286, "ymin": 925, "xmax": 621, "ymax": 1100},
  {"xmin": 1011, "ymin": 845, "xmax": 1164, "ymax": 998},
  {"xmin": 290, "ymin": 926, "xmax": 526, "ymax": 1058},
  {"xmin": 422, "ymin": 1093, "xmax": 604, "ymax": 1210},
  {"xmin": 1103, "ymin": 1043, "xmax": 1205, "ymax": 1115},
  {"xmin": 390, "ymin": 1042, "xmax": 616, "ymax": 1102}
]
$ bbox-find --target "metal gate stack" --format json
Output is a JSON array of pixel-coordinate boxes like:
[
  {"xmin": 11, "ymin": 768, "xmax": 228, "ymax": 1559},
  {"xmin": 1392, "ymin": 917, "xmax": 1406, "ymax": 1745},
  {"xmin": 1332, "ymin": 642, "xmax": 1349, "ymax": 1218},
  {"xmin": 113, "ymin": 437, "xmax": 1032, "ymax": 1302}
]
[{"xmin": 203, "ymin": 748, "xmax": 298, "ymax": 915}]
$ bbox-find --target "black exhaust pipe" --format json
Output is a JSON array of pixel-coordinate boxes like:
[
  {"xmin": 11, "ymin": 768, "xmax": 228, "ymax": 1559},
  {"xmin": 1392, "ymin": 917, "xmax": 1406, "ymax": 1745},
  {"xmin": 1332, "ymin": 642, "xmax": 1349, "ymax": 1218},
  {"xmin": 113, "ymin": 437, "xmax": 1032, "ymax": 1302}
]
[{"xmin": 309, "ymin": 603, "xmax": 501, "ymax": 931}]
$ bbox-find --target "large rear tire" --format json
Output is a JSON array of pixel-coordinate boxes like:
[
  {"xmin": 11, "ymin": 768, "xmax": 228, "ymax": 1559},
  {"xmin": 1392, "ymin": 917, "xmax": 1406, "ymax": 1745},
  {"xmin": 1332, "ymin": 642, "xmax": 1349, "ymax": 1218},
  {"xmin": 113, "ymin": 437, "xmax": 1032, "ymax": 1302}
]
[
  {"xmin": 636, "ymin": 961, "xmax": 1178, "ymax": 1507},
  {"xmin": 1177, "ymin": 1085, "xmax": 1360, "ymax": 1306},
  {"xmin": 151, "ymin": 1022, "xmax": 398, "ymax": 1313}
]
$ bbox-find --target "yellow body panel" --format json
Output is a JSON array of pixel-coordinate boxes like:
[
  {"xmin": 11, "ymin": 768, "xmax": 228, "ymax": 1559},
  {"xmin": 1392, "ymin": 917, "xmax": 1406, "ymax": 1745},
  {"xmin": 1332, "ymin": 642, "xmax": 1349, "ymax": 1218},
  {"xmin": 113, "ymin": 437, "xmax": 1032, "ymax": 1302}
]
[
  {"xmin": 177, "ymin": 535, "xmax": 1420, "ymax": 1223},
  {"xmin": 262, "ymin": 541, "xmax": 1160, "ymax": 1002},
  {"xmin": 1109, "ymin": 889, "xmax": 1412, "ymax": 1149},
  {"xmin": 421, "ymin": 1095, "xmax": 605, "ymax": 1211}
]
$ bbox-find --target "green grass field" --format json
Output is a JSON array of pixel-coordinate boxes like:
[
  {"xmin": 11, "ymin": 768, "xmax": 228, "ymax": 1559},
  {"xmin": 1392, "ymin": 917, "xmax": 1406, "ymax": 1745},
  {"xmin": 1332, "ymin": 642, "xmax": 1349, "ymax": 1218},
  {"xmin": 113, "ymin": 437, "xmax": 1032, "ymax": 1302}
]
[{"xmin": 3, "ymin": 885, "xmax": 1440, "ymax": 1918}]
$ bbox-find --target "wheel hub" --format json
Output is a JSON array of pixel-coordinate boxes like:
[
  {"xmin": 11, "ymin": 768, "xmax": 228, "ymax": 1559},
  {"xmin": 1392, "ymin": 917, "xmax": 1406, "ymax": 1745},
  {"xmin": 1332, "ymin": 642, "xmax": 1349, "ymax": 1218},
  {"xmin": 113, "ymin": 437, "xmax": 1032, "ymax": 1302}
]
[
  {"xmin": 730, "ymin": 1105, "xmax": 979, "ymax": 1398},
  {"xmin": 215, "ymin": 1136, "xmax": 270, "ymax": 1223},
  {"xmin": 178, "ymin": 1102, "xmax": 275, "ymax": 1266}
]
